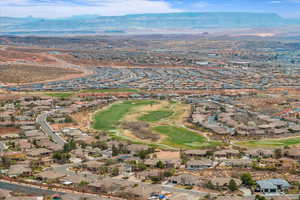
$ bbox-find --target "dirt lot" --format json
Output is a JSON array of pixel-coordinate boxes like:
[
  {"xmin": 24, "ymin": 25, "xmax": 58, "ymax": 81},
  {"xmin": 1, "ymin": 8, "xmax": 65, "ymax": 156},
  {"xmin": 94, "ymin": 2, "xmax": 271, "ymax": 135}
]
[
  {"xmin": 51, "ymin": 123, "xmax": 76, "ymax": 131},
  {"xmin": 0, "ymin": 64, "xmax": 82, "ymax": 84},
  {"xmin": 152, "ymin": 151, "xmax": 180, "ymax": 160},
  {"xmin": 0, "ymin": 48, "xmax": 56, "ymax": 63},
  {"xmin": 0, "ymin": 46, "xmax": 93, "ymax": 85},
  {"xmin": 0, "ymin": 127, "xmax": 21, "ymax": 135}
]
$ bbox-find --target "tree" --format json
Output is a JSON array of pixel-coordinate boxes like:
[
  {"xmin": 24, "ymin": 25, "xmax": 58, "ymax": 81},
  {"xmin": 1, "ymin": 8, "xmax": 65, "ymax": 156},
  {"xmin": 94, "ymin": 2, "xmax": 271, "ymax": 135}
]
[
  {"xmin": 30, "ymin": 160, "xmax": 41, "ymax": 172},
  {"xmin": 135, "ymin": 163, "xmax": 147, "ymax": 171},
  {"xmin": 255, "ymin": 195, "xmax": 266, "ymax": 200},
  {"xmin": 111, "ymin": 167, "xmax": 119, "ymax": 177},
  {"xmin": 149, "ymin": 176, "xmax": 162, "ymax": 184},
  {"xmin": 63, "ymin": 140, "xmax": 76, "ymax": 153},
  {"xmin": 98, "ymin": 166, "xmax": 109, "ymax": 175},
  {"xmin": 202, "ymin": 194, "xmax": 211, "ymax": 200},
  {"xmin": 79, "ymin": 180, "xmax": 89, "ymax": 187},
  {"xmin": 136, "ymin": 150, "xmax": 148, "ymax": 159},
  {"xmin": 64, "ymin": 115, "xmax": 73, "ymax": 123},
  {"xmin": 32, "ymin": 139, "xmax": 37, "ymax": 147},
  {"xmin": 53, "ymin": 152, "xmax": 71, "ymax": 163},
  {"xmin": 164, "ymin": 168, "xmax": 175, "ymax": 177},
  {"xmin": 1, "ymin": 157, "xmax": 11, "ymax": 168},
  {"xmin": 92, "ymin": 141, "xmax": 108, "ymax": 150},
  {"xmin": 156, "ymin": 160, "xmax": 165, "ymax": 169},
  {"xmin": 241, "ymin": 173, "xmax": 255, "ymax": 187},
  {"xmin": 79, "ymin": 181, "xmax": 89, "ymax": 192},
  {"xmin": 228, "ymin": 179, "xmax": 238, "ymax": 191},
  {"xmin": 112, "ymin": 145, "xmax": 119, "ymax": 156},
  {"xmin": 274, "ymin": 148, "xmax": 282, "ymax": 159},
  {"xmin": 206, "ymin": 180, "xmax": 214, "ymax": 190}
]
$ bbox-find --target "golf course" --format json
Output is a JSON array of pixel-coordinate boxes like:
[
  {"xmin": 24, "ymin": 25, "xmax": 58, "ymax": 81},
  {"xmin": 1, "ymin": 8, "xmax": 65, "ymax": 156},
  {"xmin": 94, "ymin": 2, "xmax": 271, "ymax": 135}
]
[
  {"xmin": 92, "ymin": 100, "xmax": 222, "ymax": 149},
  {"xmin": 236, "ymin": 136, "xmax": 300, "ymax": 148}
]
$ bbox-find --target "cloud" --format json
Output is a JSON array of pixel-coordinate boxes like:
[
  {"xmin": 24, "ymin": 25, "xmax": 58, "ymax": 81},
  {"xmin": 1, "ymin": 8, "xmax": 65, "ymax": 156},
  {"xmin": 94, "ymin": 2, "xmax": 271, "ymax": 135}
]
[
  {"xmin": 192, "ymin": 2, "xmax": 212, "ymax": 8},
  {"xmin": 269, "ymin": 0, "xmax": 282, "ymax": 3},
  {"xmin": 0, "ymin": 0, "xmax": 181, "ymax": 18}
]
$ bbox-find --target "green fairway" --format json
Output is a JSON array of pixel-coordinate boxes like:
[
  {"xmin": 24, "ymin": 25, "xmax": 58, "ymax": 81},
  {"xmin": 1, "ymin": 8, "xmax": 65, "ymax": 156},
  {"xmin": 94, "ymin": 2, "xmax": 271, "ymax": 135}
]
[
  {"xmin": 45, "ymin": 92, "xmax": 74, "ymax": 98},
  {"xmin": 81, "ymin": 88, "xmax": 139, "ymax": 93},
  {"xmin": 139, "ymin": 110, "xmax": 173, "ymax": 122},
  {"xmin": 237, "ymin": 137, "xmax": 300, "ymax": 147},
  {"xmin": 42, "ymin": 88, "xmax": 139, "ymax": 98},
  {"xmin": 92, "ymin": 100, "xmax": 157, "ymax": 130},
  {"xmin": 152, "ymin": 125, "xmax": 221, "ymax": 149}
]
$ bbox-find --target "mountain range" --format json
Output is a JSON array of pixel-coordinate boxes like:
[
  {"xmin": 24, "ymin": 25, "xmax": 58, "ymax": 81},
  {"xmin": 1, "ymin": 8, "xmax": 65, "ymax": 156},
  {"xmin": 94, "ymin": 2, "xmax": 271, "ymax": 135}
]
[{"xmin": 1, "ymin": 12, "xmax": 300, "ymax": 35}]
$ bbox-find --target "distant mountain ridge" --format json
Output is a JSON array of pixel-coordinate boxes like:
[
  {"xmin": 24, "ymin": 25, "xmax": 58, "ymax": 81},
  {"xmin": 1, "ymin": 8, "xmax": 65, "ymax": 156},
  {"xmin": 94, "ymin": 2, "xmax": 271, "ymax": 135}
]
[{"xmin": 1, "ymin": 12, "xmax": 300, "ymax": 35}]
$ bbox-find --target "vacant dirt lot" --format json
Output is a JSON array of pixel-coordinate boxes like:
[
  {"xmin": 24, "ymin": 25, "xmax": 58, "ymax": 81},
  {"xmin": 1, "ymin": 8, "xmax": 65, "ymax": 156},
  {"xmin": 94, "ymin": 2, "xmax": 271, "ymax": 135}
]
[
  {"xmin": 0, "ymin": 127, "xmax": 21, "ymax": 135},
  {"xmin": 153, "ymin": 151, "xmax": 180, "ymax": 160},
  {"xmin": 0, "ymin": 64, "xmax": 81, "ymax": 84},
  {"xmin": 0, "ymin": 48, "xmax": 55, "ymax": 63}
]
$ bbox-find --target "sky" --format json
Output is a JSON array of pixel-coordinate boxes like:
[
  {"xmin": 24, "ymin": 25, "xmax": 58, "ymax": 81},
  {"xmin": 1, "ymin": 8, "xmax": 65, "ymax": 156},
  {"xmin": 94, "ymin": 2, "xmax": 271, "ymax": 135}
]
[{"xmin": 0, "ymin": 0, "xmax": 300, "ymax": 18}]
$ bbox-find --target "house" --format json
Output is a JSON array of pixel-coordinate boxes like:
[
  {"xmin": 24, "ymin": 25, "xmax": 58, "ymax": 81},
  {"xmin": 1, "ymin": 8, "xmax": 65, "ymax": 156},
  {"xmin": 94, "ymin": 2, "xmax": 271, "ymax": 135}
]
[
  {"xmin": 245, "ymin": 149, "xmax": 274, "ymax": 158},
  {"xmin": 144, "ymin": 159, "xmax": 159, "ymax": 168},
  {"xmin": 127, "ymin": 144, "xmax": 150, "ymax": 154},
  {"xmin": 216, "ymin": 197, "xmax": 249, "ymax": 200},
  {"xmin": 186, "ymin": 159, "xmax": 214, "ymax": 170},
  {"xmin": 16, "ymin": 139, "xmax": 32, "ymax": 150},
  {"xmin": 117, "ymin": 163, "xmax": 133, "ymax": 175},
  {"xmin": 284, "ymin": 149, "xmax": 300, "ymax": 160},
  {"xmin": 214, "ymin": 149, "xmax": 240, "ymax": 158},
  {"xmin": 116, "ymin": 184, "xmax": 161, "ymax": 200},
  {"xmin": 221, "ymin": 159, "xmax": 252, "ymax": 168},
  {"xmin": 163, "ymin": 159, "xmax": 181, "ymax": 168},
  {"xmin": 24, "ymin": 130, "xmax": 44, "ymax": 138},
  {"xmin": 60, "ymin": 175, "xmax": 95, "ymax": 186},
  {"xmin": 36, "ymin": 170, "xmax": 66, "ymax": 182},
  {"xmin": 26, "ymin": 148, "xmax": 52, "ymax": 157},
  {"xmin": 184, "ymin": 150, "xmax": 209, "ymax": 158},
  {"xmin": 59, "ymin": 194, "xmax": 105, "ymax": 200},
  {"xmin": 0, "ymin": 189, "xmax": 11, "ymax": 199},
  {"xmin": 82, "ymin": 160, "xmax": 105, "ymax": 172},
  {"xmin": 278, "ymin": 158, "xmax": 299, "ymax": 170},
  {"xmin": 1, "ymin": 152, "xmax": 26, "ymax": 161},
  {"xmin": 31, "ymin": 157, "xmax": 53, "ymax": 166},
  {"xmin": 7, "ymin": 164, "xmax": 32, "ymax": 177},
  {"xmin": 88, "ymin": 178, "xmax": 133, "ymax": 193},
  {"xmin": 168, "ymin": 173, "xmax": 202, "ymax": 186},
  {"xmin": 210, "ymin": 177, "xmax": 242, "ymax": 190},
  {"xmin": 136, "ymin": 169, "xmax": 164, "ymax": 180},
  {"xmin": 144, "ymin": 158, "xmax": 180, "ymax": 168},
  {"xmin": 256, "ymin": 179, "xmax": 291, "ymax": 194},
  {"xmin": 0, "ymin": 141, "xmax": 7, "ymax": 152}
]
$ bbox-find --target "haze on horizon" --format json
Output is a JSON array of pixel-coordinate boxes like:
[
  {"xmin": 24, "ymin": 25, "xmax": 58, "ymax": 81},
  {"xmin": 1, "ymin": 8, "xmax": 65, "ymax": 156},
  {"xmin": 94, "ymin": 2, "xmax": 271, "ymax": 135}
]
[{"xmin": 1, "ymin": 0, "xmax": 300, "ymax": 19}]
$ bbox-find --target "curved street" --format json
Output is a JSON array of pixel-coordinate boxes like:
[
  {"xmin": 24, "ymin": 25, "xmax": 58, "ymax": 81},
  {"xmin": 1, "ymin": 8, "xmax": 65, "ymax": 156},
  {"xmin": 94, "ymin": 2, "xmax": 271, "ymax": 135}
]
[{"xmin": 36, "ymin": 112, "xmax": 67, "ymax": 146}]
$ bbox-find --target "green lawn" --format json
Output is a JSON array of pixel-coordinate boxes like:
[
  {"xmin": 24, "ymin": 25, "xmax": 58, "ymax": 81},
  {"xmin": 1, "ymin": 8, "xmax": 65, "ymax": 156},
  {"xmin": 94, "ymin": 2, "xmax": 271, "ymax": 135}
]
[
  {"xmin": 139, "ymin": 110, "xmax": 173, "ymax": 122},
  {"xmin": 45, "ymin": 92, "xmax": 74, "ymax": 98},
  {"xmin": 152, "ymin": 125, "xmax": 221, "ymax": 149},
  {"xmin": 92, "ymin": 100, "xmax": 157, "ymax": 130},
  {"xmin": 237, "ymin": 137, "xmax": 300, "ymax": 148}
]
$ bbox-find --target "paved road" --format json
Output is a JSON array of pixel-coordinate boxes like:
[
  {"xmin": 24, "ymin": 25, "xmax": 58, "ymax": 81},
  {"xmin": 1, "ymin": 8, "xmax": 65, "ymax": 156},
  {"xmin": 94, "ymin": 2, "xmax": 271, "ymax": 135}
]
[
  {"xmin": 0, "ymin": 180, "xmax": 64, "ymax": 196},
  {"xmin": 0, "ymin": 180, "xmax": 114, "ymax": 199},
  {"xmin": 36, "ymin": 112, "xmax": 67, "ymax": 146}
]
